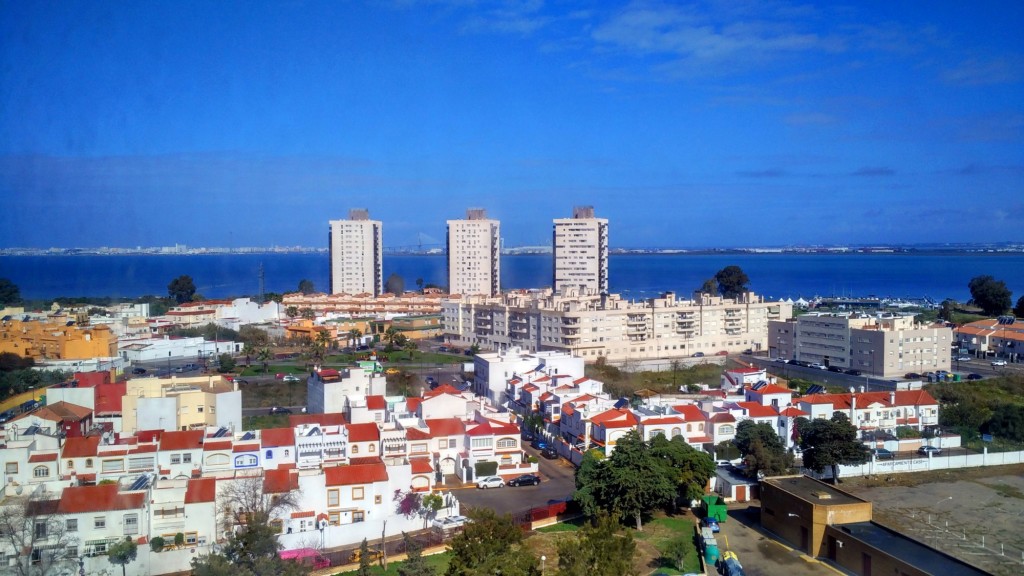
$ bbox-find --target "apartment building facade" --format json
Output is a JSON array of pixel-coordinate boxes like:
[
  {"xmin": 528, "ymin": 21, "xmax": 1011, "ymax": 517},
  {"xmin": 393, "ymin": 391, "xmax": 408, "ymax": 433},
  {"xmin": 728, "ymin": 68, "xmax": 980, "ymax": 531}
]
[
  {"xmin": 447, "ymin": 209, "xmax": 500, "ymax": 297},
  {"xmin": 768, "ymin": 313, "xmax": 952, "ymax": 378},
  {"xmin": 328, "ymin": 209, "xmax": 383, "ymax": 296},
  {"xmin": 552, "ymin": 206, "xmax": 608, "ymax": 294},
  {"xmin": 444, "ymin": 287, "xmax": 791, "ymax": 364},
  {"xmin": 0, "ymin": 318, "xmax": 118, "ymax": 360},
  {"xmin": 120, "ymin": 375, "xmax": 242, "ymax": 435}
]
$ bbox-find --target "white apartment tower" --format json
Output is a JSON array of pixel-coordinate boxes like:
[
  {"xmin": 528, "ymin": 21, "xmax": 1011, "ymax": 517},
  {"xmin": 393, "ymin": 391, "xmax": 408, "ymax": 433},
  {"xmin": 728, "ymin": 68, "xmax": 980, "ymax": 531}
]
[
  {"xmin": 329, "ymin": 209, "xmax": 383, "ymax": 296},
  {"xmin": 553, "ymin": 206, "xmax": 609, "ymax": 293},
  {"xmin": 447, "ymin": 208, "xmax": 500, "ymax": 297}
]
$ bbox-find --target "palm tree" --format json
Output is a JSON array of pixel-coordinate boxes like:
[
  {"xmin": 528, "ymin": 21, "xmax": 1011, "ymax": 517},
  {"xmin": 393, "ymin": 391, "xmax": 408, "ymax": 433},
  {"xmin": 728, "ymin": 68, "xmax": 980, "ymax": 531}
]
[
  {"xmin": 403, "ymin": 337, "xmax": 418, "ymax": 360},
  {"xmin": 383, "ymin": 326, "xmax": 401, "ymax": 350},
  {"xmin": 256, "ymin": 347, "xmax": 272, "ymax": 373},
  {"xmin": 315, "ymin": 329, "xmax": 332, "ymax": 351},
  {"xmin": 242, "ymin": 342, "xmax": 255, "ymax": 368},
  {"xmin": 347, "ymin": 328, "xmax": 363, "ymax": 349}
]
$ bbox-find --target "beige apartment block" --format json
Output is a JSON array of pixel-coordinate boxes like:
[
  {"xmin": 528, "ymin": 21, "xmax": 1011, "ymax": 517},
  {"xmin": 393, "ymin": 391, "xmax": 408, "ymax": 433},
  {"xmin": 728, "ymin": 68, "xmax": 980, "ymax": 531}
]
[
  {"xmin": 768, "ymin": 313, "xmax": 952, "ymax": 377},
  {"xmin": 443, "ymin": 287, "xmax": 790, "ymax": 364},
  {"xmin": 121, "ymin": 375, "xmax": 242, "ymax": 434},
  {"xmin": 447, "ymin": 208, "xmax": 500, "ymax": 297},
  {"xmin": 329, "ymin": 209, "xmax": 383, "ymax": 296},
  {"xmin": 553, "ymin": 206, "xmax": 609, "ymax": 294}
]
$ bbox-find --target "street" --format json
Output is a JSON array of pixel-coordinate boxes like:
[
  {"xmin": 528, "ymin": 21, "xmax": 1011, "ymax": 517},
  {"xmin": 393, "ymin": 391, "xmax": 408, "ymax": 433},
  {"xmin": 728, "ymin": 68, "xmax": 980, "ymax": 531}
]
[{"xmin": 453, "ymin": 443, "xmax": 578, "ymax": 516}]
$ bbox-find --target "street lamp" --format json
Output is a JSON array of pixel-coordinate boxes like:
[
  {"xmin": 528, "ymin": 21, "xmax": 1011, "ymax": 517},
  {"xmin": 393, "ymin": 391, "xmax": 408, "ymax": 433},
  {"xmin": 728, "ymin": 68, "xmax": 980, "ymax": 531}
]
[{"xmin": 541, "ymin": 555, "xmax": 546, "ymax": 574}]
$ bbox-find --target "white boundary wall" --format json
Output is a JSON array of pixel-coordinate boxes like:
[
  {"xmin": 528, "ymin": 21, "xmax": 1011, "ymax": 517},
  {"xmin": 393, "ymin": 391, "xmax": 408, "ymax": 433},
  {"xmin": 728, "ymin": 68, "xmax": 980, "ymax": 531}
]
[{"xmin": 806, "ymin": 449, "xmax": 1024, "ymax": 480}]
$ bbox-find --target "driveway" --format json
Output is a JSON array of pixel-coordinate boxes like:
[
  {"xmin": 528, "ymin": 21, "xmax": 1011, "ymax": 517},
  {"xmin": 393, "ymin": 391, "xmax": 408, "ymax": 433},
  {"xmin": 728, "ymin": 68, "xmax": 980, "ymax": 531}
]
[
  {"xmin": 715, "ymin": 504, "xmax": 841, "ymax": 576},
  {"xmin": 454, "ymin": 445, "xmax": 578, "ymax": 516}
]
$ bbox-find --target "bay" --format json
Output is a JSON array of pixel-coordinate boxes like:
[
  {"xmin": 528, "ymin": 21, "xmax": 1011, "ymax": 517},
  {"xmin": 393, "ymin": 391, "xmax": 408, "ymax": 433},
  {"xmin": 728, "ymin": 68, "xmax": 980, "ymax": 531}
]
[{"xmin": 1, "ymin": 253, "xmax": 1022, "ymax": 303}]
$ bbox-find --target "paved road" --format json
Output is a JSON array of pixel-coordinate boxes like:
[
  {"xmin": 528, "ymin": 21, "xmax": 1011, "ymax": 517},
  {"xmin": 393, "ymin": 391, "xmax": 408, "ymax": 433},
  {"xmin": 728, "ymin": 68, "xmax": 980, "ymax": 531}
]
[
  {"xmin": 453, "ymin": 444, "xmax": 577, "ymax": 516},
  {"xmin": 718, "ymin": 504, "xmax": 840, "ymax": 576}
]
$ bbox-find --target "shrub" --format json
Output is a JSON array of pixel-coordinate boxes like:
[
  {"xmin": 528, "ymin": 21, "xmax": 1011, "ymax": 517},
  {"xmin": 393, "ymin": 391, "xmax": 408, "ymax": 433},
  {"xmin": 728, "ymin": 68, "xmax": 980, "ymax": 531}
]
[{"xmin": 150, "ymin": 536, "xmax": 165, "ymax": 552}]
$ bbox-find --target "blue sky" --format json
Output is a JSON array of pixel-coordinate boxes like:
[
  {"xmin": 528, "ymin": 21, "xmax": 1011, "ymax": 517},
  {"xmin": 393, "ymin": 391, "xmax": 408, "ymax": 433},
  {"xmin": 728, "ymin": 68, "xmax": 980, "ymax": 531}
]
[{"xmin": 1, "ymin": 0, "xmax": 1022, "ymax": 250}]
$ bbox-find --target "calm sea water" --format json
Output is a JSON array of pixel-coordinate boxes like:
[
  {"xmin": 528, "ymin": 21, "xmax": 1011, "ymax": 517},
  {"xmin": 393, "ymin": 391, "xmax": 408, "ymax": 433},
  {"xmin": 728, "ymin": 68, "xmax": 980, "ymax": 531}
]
[{"xmin": 1, "ymin": 253, "xmax": 1022, "ymax": 303}]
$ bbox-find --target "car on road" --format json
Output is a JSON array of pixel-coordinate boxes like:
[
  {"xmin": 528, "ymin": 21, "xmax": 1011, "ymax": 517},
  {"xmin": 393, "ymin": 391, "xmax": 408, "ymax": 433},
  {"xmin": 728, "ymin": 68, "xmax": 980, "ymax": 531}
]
[
  {"xmin": 845, "ymin": 369, "xmax": 862, "ymax": 376},
  {"xmin": 956, "ymin": 356, "xmax": 971, "ymax": 362},
  {"xmin": 0, "ymin": 410, "xmax": 15, "ymax": 423},
  {"xmin": 541, "ymin": 447, "xmax": 559, "ymax": 460},
  {"xmin": 904, "ymin": 372, "xmax": 922, "ymax": 379},
  {"xmin": 774, "ymin": 357, "xmax": 788, "ymax": 363},
  {"xmin": 692, "ymin": 352, "xmax": 705, "ymax": 358},
  {"xmin": 701, "ymin": 516, "xmax": 720, "ymax": 533},
  {"xmin": 715, "ymin": 350, "xmax": 729, "ymax": 356},
  {"xmin": 828, "ymin": 366, "xmax": 844, "ymax": 373},
  {"xmin": 268, "ymin": 406, "xmax": 292, "ymax": 415},
  {"xmin": 991, "ymin": 359, "xmax": 1007, "ymax": 367},
  {"xmin": 869, "ymin": 448, "xmax": 895, "ymax": 460},
  {"xmin": 175, "ymin": 363, "xmax": 200, "ymax": 373},
  {"xmin": 531, "ymin": 439, "xmax": 548, "ymax": 450},
  {"xmin": 809, "ymin": 363, "xmax": 826, "ymax": 370},
  {"xmin": 282, "ymin": 374, "xmax": 301, "ymax": 382},
  {"xmin": 476, "ymin": 475, "xmax": 504, "ymax": 489},
  {"xmin": 131, "ymin": 367, "xmax": 147, "ymax": 375},
  {"xmin": 384, "ymin": 367, "xmax": 400, "ymax": 375},
  {"xmin": 967, "ymin": 373, "xmax": 983, "ymax": 380},
  {"xmin": 918, "ymin": 445, "xmax": 942, "ymax": 456},
  {"xmin": 507, "ymin": 474, "xmax": 541, "ymax": 487}
]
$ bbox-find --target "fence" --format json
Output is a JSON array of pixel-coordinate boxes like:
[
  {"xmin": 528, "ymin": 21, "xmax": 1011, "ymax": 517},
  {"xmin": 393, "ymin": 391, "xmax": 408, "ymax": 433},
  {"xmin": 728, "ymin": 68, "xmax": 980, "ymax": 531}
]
[
  {"xmin": 510, "ymin": 499, "xmax": 581, "ymax": 530},
  {"xmin": 806, "ymin": 449, "xmax": 1024, "ymax": 479}
]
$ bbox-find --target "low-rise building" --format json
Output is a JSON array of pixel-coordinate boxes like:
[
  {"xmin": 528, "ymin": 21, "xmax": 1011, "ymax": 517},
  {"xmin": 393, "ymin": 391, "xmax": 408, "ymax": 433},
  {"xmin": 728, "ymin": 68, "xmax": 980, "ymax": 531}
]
[{"xmin": 121, "ymin": 375, "xmax": 242, "ymax": 435}]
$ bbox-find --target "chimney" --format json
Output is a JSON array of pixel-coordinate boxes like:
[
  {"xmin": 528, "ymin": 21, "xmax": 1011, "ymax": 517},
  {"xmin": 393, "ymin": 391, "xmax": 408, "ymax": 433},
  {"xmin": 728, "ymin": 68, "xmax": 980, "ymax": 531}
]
[
  {"xmin": 850, "ymin": 393, "xmax": 857, "ymax": 421},
  {"xmin": 890, "ymin": 391, "xmax": 896, "ymax": 405}
]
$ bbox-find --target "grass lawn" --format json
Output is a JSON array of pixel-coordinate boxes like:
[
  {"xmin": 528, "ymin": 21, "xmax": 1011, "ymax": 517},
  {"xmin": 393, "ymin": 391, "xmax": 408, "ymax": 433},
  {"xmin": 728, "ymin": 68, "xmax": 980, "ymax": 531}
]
[
  {"xmin": 332, "ymin": 551, "xmax": 450, "ymax": 575},
  {"xmin": 239, "ymin": 380, "xmax": 307, "ymax": 408},
  {"xmin": 535, "ymin": 517, "xmax": 585, "ymax": 533},
  {"xmin": 242, "ymin": 414, "xmax": 290, "ymax": 430},
  {"xmin": 631, "ymin": 515, "xmax": 702, "ymax": 575}
]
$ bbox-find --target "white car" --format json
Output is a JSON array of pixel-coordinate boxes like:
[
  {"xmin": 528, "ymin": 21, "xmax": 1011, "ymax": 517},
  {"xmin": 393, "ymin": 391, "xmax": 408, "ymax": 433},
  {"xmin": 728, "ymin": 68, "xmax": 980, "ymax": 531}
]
[
  {"xmin": 431, "ymin": 515, "xmax": 469, "ymax": 530},
  {"xmin": 809, "ymin": 363, "xmax": 826, "ymax": 370},
  {"xmin": 991, "ymin": 359, "xmax": 1007, "ymax": 367},
  {"xmin": 282, "ymin": 374, "xmax": 302, "ymax": 382},
  {"xmin": 476, "ymin": 475, "xmax": 504, "ymax": 489}
]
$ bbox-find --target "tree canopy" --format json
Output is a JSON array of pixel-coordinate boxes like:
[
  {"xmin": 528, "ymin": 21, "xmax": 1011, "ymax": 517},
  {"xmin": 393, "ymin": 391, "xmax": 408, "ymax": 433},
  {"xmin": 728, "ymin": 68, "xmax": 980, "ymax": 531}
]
[
  {"xmin": 648, "ymin": 434, "xmax": 716, "ymax": 503},
  {"xmin": 715, "ymin": 266, "xmax": 750, "ymax": 299},
  {"xmin": 0, "ymin": 278, "xmax": 21, "ymax": 306},
  {"xmin": 386, "ymin": 273, "xmax": 405, "ymax": 296},
  {"xmin": 556, "ymin": 514, "xmax": 637, "ymax": 576},
  {"xmin": 1014, "ymin": 295, "xmax": 1024, "ymax": 318},
  {"xmin": 167, "ymin": 274, "xmax": 197, "ymax": 304},
  {"xmin": 798, "ymin": 413, "xmax": 868, "ymax": 482},
  {"xmin": 985, "ymin": 405, "xmax": 1024, "ymax": 442},
  {"xmin": 398, "ymin": 532, "xmax": 437, "ymax": 576},
  {"xmin": 445, "ymin": 508, "xmax": 539, "ymax": 576},
  {"xmin": 733, "ymin": 420, "xmax": 793, "ymax": 478},
  {"xmin": 297, "ymin": 279, "xmax": 315, "ymax": 295},
  {"xmin": 968, "ymin": 275, "xmax": 1012, "ymax": 316},
  {"xmin": 107, "ymin": 537, "xmax": 138, "ymax": 576}
]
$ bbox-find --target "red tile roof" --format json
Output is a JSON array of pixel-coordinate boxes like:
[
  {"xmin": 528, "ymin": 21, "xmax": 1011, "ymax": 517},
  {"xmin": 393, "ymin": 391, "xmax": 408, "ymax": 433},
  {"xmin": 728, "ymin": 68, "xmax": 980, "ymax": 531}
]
[
  {"xmin": 405, "ymin": 397, "xmax": 423, "ymax": 413},
  {"xmin": 325, "ymin": 462, "xmax": 389, "ymax": 486},
  {"xmin": 289, "ymin": 413, "xmax": 347, "ymax": 427},
  {"xmin": 672, "ymin": 404, "xmax": 706, "ymax": 421},
  {"xmin": 748, "ymin": 384, "xmax": 793, "ymax": 396},
  {"xmin": 799, "ymin": 390, "xmax": 938, "ymax": 409},
  {"xmin": 62, "ymin": 436, "xmax": 100, "ymax": 459},
  {"xmin": 410, "ymin": 458, "xmax": 433, "ymax": 474},
  {"xmin": 736, "ymin": 402, "xmax": 779, "ymax": 418},
  {"xmin": 467, "ymin": 419, "xmax": 520, "ymax": 437},
  {"xmin": 640, "ymin": 417, "xmax": 686, "ymax": 426},
  {"xmin": 185, "ymin": 478, "xmax": 216, "ymax": 504},
  {"xmin": 264, "ymin": 469, "xmax": 299, "ymax": 493},
  {"xmin": 779, "ymin": 406, "xmax": 808, "ymax": 417},
  {"xmin": 29, "ymin": 453, "xmax": 58, "ymax": 463},
  {"xmin": 260, "ymin": 428, "xmax": 294, "ymax": 448},
  {"xmin": 347, "ymin": 423, "xmax": 380, "ymax": 442},
  {"xmin": 291, "ymin": 510, "xmax": 315, "ymax": 519},
  {"xmin": 159, "ymin": 430, "xmax": 204, "ymax": 451},
  {"xmin": 233, "ymin": 443, "xmax": 259, "ymax": 453},
  {"xmin": 95, "ymin": 382, "xmax": 127, "ymax": 414},
  {"xmin": 711, "ymin": 413, "xmax": 736, "ymax": 423},
  {"xmin": 562, "ymin": 405, "xmax": 575, "ymax": 416},
  {"xmin": 57, "ymin": 484, "xmax": 145, "ymax": 514},
  {"xmin": 366, "ymin": 395, "xmax": 386, "ymax": 410},
  {"xmin": 424, "ymin": 384, "xmax": 461, "ymax": 397},
  {"xmin": 425, "ymin": 418, "xmax": 465, "ymax": 437},
  {"xmin": 204, "ymin": 440, "xmax": 233, "ymax": 451},
  {"xmin": 35, "ymin": 401, "xmax": 92, "ymax": 422},
  {"xmin": 590, "ymin": 408, "xmax": 637, "ymax": 427},
  {"xmin": 405, "ymin": 428, "xmax": 431, "ymax": 440},
  {"xmin": 522, "ymin": 384, "xmax": 539, "ymax": 392}
]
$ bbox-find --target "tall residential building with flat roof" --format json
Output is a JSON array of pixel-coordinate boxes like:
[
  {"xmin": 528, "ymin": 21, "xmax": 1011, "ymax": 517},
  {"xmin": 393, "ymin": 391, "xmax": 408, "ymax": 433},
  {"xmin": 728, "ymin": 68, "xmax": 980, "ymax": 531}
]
[
  {"xmin": 329, "ymin": 209, "xmax": 383, "ymax": 296},
  {"xmin": 447, "ymin": 208, "xmax": 500, "ymax": 297},
  {"xmin": 553, "ymin": 206, "xmax": 608, "ymax": 293}
]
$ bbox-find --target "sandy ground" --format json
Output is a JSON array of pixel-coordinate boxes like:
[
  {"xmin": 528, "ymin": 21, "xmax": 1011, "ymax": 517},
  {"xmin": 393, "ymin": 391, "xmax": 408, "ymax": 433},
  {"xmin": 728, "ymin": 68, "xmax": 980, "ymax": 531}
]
[{"xmin": 840, "ymin": 464, "xmax": 1024, "ymax": 576}]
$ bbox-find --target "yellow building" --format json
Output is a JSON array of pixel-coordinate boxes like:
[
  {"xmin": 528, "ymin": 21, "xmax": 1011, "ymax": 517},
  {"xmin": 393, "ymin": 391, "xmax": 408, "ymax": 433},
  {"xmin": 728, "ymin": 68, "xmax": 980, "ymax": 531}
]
[
  {"xmin": 389, "ymin": 314, "xmax": 443, "ymax": 340},
  {"xmin": 0, "ymin": 318, "xmax": 117, "ymax": 360},
  {"xmin": 121, "ymin": 375, "xmax": 241, "ymax": 434}
]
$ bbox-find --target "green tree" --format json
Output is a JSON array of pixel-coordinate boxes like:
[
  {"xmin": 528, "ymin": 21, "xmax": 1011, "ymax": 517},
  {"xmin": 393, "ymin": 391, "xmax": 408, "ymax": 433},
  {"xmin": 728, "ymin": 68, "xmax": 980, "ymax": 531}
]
[
  {"xmin": 733, "ymin": 420, "xmax": 793, "ymax": 478},
  {"xmin": 445, "ymin": 508, "xmax": 539, "ymax": 576},
  {"xmin": 300, "ymin": 307, "xmax": 315, "ymax": 320},
  {"xmin": 263, "ymin": 292, "xmax": 283, "ymax": 303},
  {"xmin": 297, "ymin": 279, "xmax": 315, "ymax": 295},
  {"xmin": 799, "ymin": 413, "xmax": 868, "ymax": 483},
  {"xmin": 386, "ymin": 273, "xmax": 405, "ymax": 295},
  {"xmin": 107, "ymin": 537, "xmax": 138, "ymax": 576},
  {"xmin": 383, "ymin": 326, "xmax": 402, "ymax": 349},
  {"xmin": 217, "ymin": 353, "xmax": 236, "ymax": 373},
  {"xmin": 0, "ymin": 278, "xmax": 21, "ymax": 306},
  {"xmin": 939, "ymin": 399, "xmax": 992, "ymax": 431},
  {"xmin": 556, "ymin": 514, "xmax": 636, "ymax": 576},
  {"xmin": 715, "ymin": 266, "xmax": 750, "ymax": 299},
  {"xmin": 986, "ymin": 405, "xmax": 1024, "ymax": 442},
  {"xmin": 574, "ymin": 430, "xmax": 675, "ymax": 530},
  {"xmin": 357, "ymin": 538, "xmax": 373, "ymax": 576},
  {"xmin": 167, "ymin": 275, "xmax": 197, "ymax": 304},
  {"xmin": 968, "ymin": 275, "xmax": 1012, "ymax": 316},
  {"xmin": 404, "ymin": 337, "xmax": 418, "ymax": 359},
  {"xmin": 697, "ymin": 277, "xmax": 718, "ymax": 296},
  {"xmin": 347, "ymin": 328, "xmax": 363, "ymax": 349},
  {"xmin": 398, "ymin": 532, "xmax": 437, "ymax": 576},
  {"xmin": 648, "ymin": 434, "xmax": 716, "ymax": 504},
  {"xmin": 256, "ymin": 347, "xmax": 272, "ymax": 373},
  {"xmin": 1013, "ymin": 295, "xmax": 1024, "ymax": 318},
  {"xmin": 939, "ymin": 299, "xmax": 957, "ymax": 321},
  {"xmin": 285, "ymin": 306, "xmax": 299, "ymax": 319}
]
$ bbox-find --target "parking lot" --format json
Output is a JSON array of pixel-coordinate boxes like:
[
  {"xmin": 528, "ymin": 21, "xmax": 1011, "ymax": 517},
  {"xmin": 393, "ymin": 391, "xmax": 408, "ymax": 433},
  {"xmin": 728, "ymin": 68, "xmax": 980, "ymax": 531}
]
[
  {"xmin": 717, "ymin": 505, "xmax": 840, "ymax": 576},
  {"xmin": 453, "ymin": 443, "xmax": 578, "ymax": 516}
]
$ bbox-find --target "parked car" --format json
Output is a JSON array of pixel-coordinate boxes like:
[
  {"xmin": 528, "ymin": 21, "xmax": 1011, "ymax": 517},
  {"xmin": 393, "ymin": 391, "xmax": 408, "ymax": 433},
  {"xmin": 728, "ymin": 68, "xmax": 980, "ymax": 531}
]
[
  {"xmin": 268, "ymin": 406, "xmax": 292, "ymax": 415},
  {"xmin": 541, "ymin": 447, "xmax": 559, "ymax": 460},
  {"xmin": 175, "ymin": 363, "xmax": 199, "ymax": 373},
  {"xmin": 774, "ymin": 358, "xmax": 789, "ymax": 363},
  {"xmin": 845, "ymin": 369, "xmax": 863, "ymax": 376},
  {"xmin": 438, "ymin": 346, "xmax": 449, "ymax": 352},
  {"xmin": 809, "ymin": 363, "xmax": 826, "ymax": 370},
  {"xmin": 869, "ymin": 448, "xmax": 895, "ymax": 460},
  {"xmin": 476, "ymin": 476, "xmax": 504, "ymax": 489},
  {"xmin": 531, "ymin": 439, "xmax": 548, "ymax": 450},
  {"xmin": 0, "ymin": 410, "xmax": 15, "ymax": 423},
  {"xmin": 384, "ymin": 367, "xmax": 400, "ymax": 375},
  {"xmin": 904, "ymin": 372, "xmax": 922, "ymax": 379},
  {"xmin": 991, "ymin": 359, "xmax": 1007, "ymax": 367},
  {"xmin": 967, "ymin": 373, "xmax": 983, "ymax": 380},
  {"xmin": 956, "ymin": 356, "xmax": 971, "ymax": 362},
  {"xmin": 828, "ymin": 366, "xmax": 844, "ymax": 373},
  {"xmin": 918, "ymin": 446, "xmax": 942, "ymax": 456},
  {"xmin": 131, "ymin": 367, "xmax": 147, "ymax": 375},
  {"xmin": 692, "ymin": 352, "xmax": 705, "ymax": 358},
  {"xmin": 282, "ymin": 374, "xmax": 301, "ymax": 382},
  {"xmin": 507, "ymin": 474, "xmax": 541, "ymax": 487},
  {"xmin": 431, "ymin": 515, "xmax": 469, "ymax": 530},
  {"xmin": 701, "ymin": 516, "xmax": 720, "ymax": 533}
]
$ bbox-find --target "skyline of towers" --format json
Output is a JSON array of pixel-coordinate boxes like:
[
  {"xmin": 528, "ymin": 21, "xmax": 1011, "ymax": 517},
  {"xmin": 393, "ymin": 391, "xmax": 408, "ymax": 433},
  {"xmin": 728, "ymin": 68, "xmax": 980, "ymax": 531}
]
[
  {"xmin": 447, "ymin": 208, "xmax": 501, "ymax": 297},
  {"xmin": 328, "ymin": 209, "xmax": 383, "ymax": 297},
  {"xmin": 553, "ymin": 205, "xmax": 609, "ymax": 294}
]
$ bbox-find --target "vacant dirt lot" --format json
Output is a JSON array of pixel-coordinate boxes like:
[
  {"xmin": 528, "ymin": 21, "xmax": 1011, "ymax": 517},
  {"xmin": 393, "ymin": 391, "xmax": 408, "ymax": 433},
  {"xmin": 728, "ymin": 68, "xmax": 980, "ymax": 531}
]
[{"xmin": 841, "ymin": 464, "xmax": 1024, "ymax": 576}]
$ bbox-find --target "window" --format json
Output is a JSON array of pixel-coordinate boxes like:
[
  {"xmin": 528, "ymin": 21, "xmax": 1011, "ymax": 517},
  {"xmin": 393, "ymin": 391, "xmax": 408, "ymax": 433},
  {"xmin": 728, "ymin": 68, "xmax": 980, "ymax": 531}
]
[
  {"xmin": 375, "ymin": 494, "xmax": 382, "ymax": 504},
  {"xmin": 66, "ymin": 519, "xmax": 78, "ymax": 532},
  {"xmin": 123, "ymin": 514, "xmax": 138, "ymax": 535},
  {"xmin": 128, "ymin": 456, "xmax": 154, "ymax": 471},
  {"xmin": 94, "ymin": 517, "xmax": 106, "ymax": 529},
  {"xmin": 234, "ymin": 454, "xmax": 258, "ymax": 468},
  {"xmin": 66, "ymin": 460, "xmax": 74, "ymax": 469},
  {"xmin": 353, "ymin": 511, "xmax": 365, "ymax": 523},
  {"xmin": 197, "ymin": 406, "xmax": 203, "ymax": 413},
  {"xmin": 470, "ymin": 438, "xmax": 492, "ymax": 449},
  {"xmin": 369, "ymin": 444, "xmax": 376, "ymax": 453},
  {"xmin": 171, "ymin": 455, "xmax": 181, "ymax": 465},
  {"xmin": 351, "ymin": 445, "xmax": 359, "ymax": 454},
  {"xmin": 185, "ymin": 532, "xmax": 198, "ymax": 545},
  {"xmin": 269, "ymin": 519, "xmax": 283, "ymax": 534},
  {"xmin": 85, "ymin": 459, "xmax": 93, "ymax": 468},
  {"xmin": 5, "ymin": 462, "xmax": 17, "ymax": 474},
  {"xmin": 496, "ymin": 438, "xmax": 516, "ymax": 449},
  {"xmin": 328, "ymin": 489, "xmax": 339, "ymax": 507},
  {"xmin": 182, "ymin": 453, "xmax": 191, "ymax": 463},
  {"xmin": 101, "ymin": 459, "xmax": 124, "ymax": 473},
  {"xmin": 328, "ymin": 512, "xmax": 340, "ymax": 526},
  {"xmin": 35, "ymin": 520, "xmax": 47, "ymax": 539},
  {"xmin": 352, "ymin": 487, "xmax": 364, "ymax": 500},
  {"xmin": 33, "ymin": 466, "xmax": 49, "ymax": 478},
  {"xmin": 411, "ymin": 443, "xmax": 427, "ymax": 454}
]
